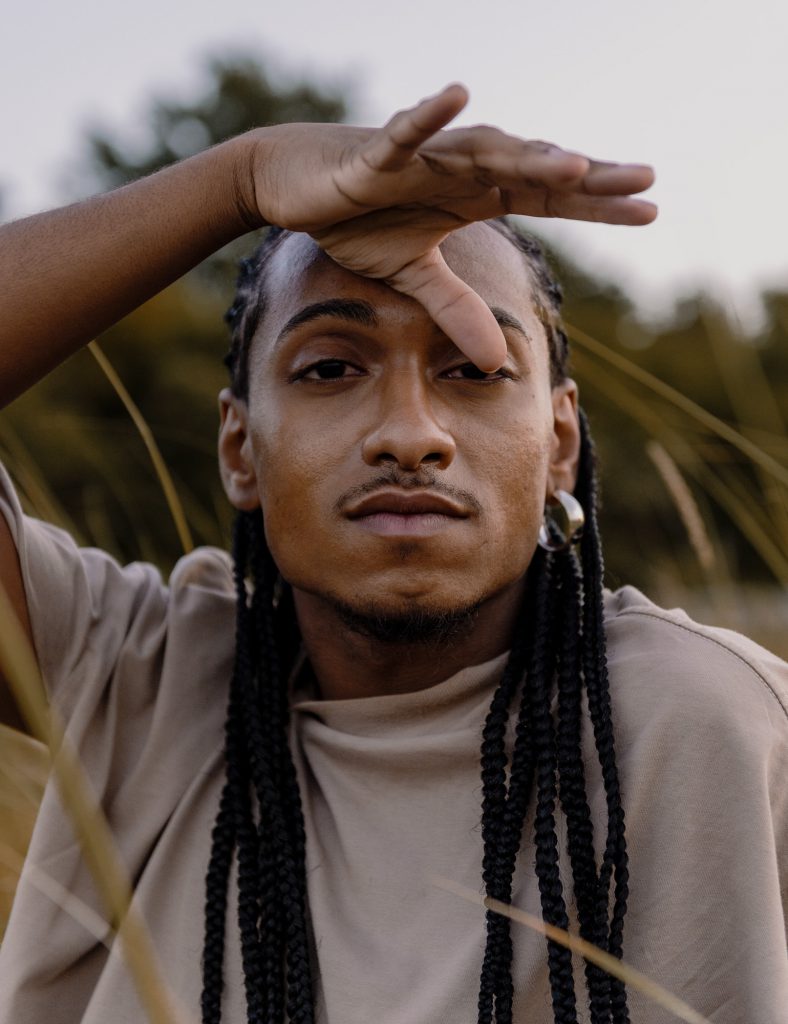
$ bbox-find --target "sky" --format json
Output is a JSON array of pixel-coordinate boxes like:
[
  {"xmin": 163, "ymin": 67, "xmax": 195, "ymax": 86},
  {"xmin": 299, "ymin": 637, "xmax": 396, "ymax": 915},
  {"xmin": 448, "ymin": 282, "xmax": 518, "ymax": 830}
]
[{"xmin": 4, "ymin": 0, "xmax": 788, "ymax": 328}]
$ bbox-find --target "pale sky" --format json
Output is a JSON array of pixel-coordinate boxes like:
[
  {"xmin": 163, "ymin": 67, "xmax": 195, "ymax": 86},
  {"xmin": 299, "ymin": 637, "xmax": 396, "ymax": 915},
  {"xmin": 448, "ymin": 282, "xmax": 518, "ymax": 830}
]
[{"xmin": 4, "ymin": 0, "xmax": 788, "ymax": 327}]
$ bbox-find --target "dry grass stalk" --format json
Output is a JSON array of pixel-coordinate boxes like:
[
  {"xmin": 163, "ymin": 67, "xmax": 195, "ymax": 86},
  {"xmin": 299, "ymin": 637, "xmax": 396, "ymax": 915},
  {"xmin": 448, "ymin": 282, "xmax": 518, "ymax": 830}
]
[
  {"xmin": 571, "ymin": 349, "xmax": 788, "ymax": 585},
  {"xmin": 0, "ymin": 579, "xmax": 194, "ymax": 1024},
  {"xmin": 646, "ymin": 442, "xmax": 716, "ymax": 574},
  {"xmin": 0, "ymin": 840, "xmax": 110, "ymax": 945},
  {"xmin": 704, "ymin": 305, "xmax": 788, "ymax": 537},
  {"xmin": 690, "ymin": 459, "xmax": 788, "ymax": 584},
  {"xmin": 565, "ymin": 322, "xmax": 788, "ymax": 488},
  {"xmin": 88, "ymin": 340, "xmax": 194, "ymax": 555},
  {"xmin": 432, "ymin": 876, "xmax": 713, "ymax": 1024},
  {"xmin": 0, "ymin": 727, "xmax": 47, "ymax": 933}
]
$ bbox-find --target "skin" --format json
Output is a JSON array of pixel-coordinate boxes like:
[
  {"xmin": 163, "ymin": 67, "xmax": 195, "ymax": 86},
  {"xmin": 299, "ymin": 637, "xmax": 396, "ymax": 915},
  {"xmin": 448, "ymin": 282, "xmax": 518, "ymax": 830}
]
[
  {"xmin": 0, "ymin": 85, "xmax": 655, "ymax": 407},
  {"xmin": 219, "ymin": 222, "xmax": 580, "ymax": 700},
  {"xmin": 0, "ymin": 84, "xmax": 655, "ymax": 729}
]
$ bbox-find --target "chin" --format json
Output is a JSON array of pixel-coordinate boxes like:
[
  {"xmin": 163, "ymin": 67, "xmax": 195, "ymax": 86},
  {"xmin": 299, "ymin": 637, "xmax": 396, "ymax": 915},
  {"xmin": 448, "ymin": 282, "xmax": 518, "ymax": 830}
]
[{"xmin": 320, "ymin": 590, "xmax": 483, "ymax": 647}]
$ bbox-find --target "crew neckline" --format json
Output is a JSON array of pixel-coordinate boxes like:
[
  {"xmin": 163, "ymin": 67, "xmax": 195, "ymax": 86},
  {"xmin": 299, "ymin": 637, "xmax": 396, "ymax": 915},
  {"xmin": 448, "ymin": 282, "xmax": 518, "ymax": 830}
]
[{"xmin": 291, "ymin": 650, "xmax": 510, "ymax": 729}]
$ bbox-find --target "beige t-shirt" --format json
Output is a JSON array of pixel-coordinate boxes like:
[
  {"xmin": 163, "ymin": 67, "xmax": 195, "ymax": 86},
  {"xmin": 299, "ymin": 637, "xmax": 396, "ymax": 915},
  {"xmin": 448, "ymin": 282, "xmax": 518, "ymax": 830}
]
[{"xmin": 0, "ymin": 464, "xmax": 786, "ymax": 1024}]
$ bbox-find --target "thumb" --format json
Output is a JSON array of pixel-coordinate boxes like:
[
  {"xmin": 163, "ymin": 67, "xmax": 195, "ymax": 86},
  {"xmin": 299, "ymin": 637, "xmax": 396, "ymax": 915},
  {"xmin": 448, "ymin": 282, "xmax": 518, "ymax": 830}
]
[{"xmin": 388, "ymin": 249, "xmax": 508, "ymax": 371}]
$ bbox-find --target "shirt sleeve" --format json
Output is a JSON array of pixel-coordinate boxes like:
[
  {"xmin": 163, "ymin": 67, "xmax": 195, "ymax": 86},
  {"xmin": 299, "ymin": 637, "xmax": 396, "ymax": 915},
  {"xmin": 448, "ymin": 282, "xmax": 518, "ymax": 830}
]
[
  {"xmin": 605, "ymin": 595, "xmax": 788, "ymax": 1023},
  {"xmin": 0, "ymin": 460, "xmax": 170, "ymax": 726}
]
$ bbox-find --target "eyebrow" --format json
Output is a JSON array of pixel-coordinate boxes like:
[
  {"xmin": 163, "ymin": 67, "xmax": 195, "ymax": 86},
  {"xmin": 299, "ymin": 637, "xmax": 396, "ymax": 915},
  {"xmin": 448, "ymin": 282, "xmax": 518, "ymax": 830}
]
[
  {"xmin": 275, "ymin": 299, "xmax": 378, "ymax": 348},
  {"xmin": 273, "ymin": 298, "xmax": 531, "ymax": 349},
  {"xmin": 489, "ymin": 306, "xmax": 531, "ymax": 343}
]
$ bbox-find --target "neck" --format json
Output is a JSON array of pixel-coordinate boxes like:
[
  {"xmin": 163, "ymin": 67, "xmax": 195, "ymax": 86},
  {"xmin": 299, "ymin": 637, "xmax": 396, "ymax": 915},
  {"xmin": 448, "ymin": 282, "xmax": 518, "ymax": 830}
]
[{"xmin": 292, "ymin": 579, "xmax": 525, "ymax": 700}]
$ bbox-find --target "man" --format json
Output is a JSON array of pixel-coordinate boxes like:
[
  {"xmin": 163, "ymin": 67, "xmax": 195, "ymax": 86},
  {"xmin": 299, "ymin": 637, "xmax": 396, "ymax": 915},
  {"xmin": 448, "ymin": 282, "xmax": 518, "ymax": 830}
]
[{"xmin": 0, "ymin": 85, "xmax": 785, "ymax": 1024}]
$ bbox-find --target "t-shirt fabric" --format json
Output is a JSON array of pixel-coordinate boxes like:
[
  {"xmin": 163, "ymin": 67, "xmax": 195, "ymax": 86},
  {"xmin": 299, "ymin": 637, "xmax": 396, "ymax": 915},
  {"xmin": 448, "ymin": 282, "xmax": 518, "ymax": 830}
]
[{"xmin": 0, "ymin": 463, "xmax": 786, "ymax": 1024}]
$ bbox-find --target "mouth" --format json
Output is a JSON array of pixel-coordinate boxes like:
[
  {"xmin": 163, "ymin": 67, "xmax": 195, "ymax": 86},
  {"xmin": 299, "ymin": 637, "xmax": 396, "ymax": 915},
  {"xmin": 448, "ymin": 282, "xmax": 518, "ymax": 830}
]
[{"xmin": 345, "ymin": 489, "xmax": 470, "ymax": 538}]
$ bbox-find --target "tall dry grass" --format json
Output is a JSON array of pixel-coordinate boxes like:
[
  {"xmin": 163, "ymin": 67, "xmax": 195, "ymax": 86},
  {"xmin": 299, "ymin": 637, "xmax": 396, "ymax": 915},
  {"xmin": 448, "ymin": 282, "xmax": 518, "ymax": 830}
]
[{"xmin": 568, "ymin": 318, "xmax": 788, "ymax": 655}]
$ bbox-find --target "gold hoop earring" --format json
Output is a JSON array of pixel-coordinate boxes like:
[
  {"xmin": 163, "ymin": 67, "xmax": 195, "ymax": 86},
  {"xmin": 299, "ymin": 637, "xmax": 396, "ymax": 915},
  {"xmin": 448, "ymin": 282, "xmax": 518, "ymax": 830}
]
[{"xmin": 537, "ymin": 489, "xmax": 585, "ymax": 552}]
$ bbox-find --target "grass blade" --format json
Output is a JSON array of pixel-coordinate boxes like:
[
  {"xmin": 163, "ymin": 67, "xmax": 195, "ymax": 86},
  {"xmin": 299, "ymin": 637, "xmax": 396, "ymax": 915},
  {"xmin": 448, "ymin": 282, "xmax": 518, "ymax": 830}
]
[
  {"xmin": 572, "ymin": 349, "xmax": 788, "ymax": 584},
  {"xmin": 0, "ymin": 579, "xmax": 194, "ymax": 1024},
  {"xmin": 646, "ymin": 441, "xmax": 716, "ymax": 575},
  {"xmin": 432, "ymin": 875, "xmax": 713, "ymax": 1024},
  {"xmin": 566, "ymin": 322, "xmax": 788, "ymax": 488},
  {"xmin": 88, "ymin": 341, "xmax": 194, "ymax": 555}
]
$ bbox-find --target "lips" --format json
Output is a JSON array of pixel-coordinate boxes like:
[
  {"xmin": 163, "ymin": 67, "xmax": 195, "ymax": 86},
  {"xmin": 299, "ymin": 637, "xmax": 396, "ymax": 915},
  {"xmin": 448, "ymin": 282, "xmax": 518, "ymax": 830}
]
[
  {"xmin": 343, "ymin": 488, "xmax": 473, "ymax": 539},
  {"xmin": 345, "ymin": 489, "xmax": 469, "ymax": 519}
]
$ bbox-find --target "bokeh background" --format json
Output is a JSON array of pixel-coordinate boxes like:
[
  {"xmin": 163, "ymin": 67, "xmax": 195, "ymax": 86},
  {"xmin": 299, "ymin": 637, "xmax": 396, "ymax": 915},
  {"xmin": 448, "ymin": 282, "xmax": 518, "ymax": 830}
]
[{"xmin": 1, "ymin": 0, "xmax": 787, "ymax": 936}]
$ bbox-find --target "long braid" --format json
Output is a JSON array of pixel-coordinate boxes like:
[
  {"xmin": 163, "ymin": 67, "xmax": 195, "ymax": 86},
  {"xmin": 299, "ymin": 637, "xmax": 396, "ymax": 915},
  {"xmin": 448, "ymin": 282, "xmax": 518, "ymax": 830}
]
[
  {"xmin": 201, "ymin": 780, "xmax": 235, "ymax": 1024},
  {"xmin": 201, "ymin": 510, "xmax": 313, "ymax": 1024},
  {"xmin": 247, "ymin": 516, "xmax": 314, "ymax": 1024},
  {"xmin": 554, "ymin": 546, "xmax": 612, "ymax": 1023},
  {"xmin": 203, "ymin": 218, "xmax": 630, "ymax": 1024},
  {"xmin": 473, "ymin": 223, "xmax": 630, "ymax": 1023},
  {"xmin": 242, "ymin": 511, "xmax": 314, "ymax": 1024},
  {"xmin": 201, "ymin": 518, "xmax": 253, "ymax": 1021},
  {"xmin": 243, "ymin": 518, "xmax": 287, "ymax": 1024},
  {"xmin": 202, "ymin": 514, "xmax": 266, "ymax": 1022},
  {"xmin": 575, "ymin": 410, "xmax": 630, "ymax": 1024},
  {"xmin": 527, "ymin": 551, "xmax": 579, "ymax": 1024},
  {"xmin": 478, "ymin": 627, "xmax": 532, "ymax": 1024}
]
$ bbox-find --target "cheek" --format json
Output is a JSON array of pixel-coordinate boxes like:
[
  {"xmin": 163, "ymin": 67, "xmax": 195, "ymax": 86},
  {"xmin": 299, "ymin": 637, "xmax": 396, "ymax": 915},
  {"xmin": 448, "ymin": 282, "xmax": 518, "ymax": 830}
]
[
  {"xmin": 247, "ymin": 413, "xmax": 344, "ymax": 575},
  {"xmin": 478, "ymin": 403, "xmax": 553, "ymax": 501},
  {"xmin": 496, "ymin": 440, "xmax": 551, "ymax": 543},
  {"xmin": 475, "ymin": 414, "xmax": 553, "ymax": 564}
]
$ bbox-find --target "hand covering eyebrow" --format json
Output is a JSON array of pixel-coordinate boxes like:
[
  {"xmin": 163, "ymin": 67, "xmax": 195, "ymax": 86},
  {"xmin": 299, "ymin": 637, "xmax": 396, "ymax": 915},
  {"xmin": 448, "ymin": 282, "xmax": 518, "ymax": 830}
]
[{"xmin": 0, "ymin": 83, "xmax": 655, "ymax": 402}]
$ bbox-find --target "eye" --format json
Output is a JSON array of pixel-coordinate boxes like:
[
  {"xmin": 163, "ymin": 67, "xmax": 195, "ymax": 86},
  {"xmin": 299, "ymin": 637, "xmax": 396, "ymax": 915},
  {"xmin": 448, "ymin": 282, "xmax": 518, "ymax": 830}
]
[
  {"xmin": 443, "ymin": 363, "xmax": 510, "ymax": 382},
  {"xmin": 297, "ymin": 359, "xmax": 364, "ymax": 381}
]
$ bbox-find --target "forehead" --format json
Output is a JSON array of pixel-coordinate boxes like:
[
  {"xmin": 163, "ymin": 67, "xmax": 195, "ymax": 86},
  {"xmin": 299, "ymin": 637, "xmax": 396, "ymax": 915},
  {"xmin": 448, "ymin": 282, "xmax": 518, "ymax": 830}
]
[{"xmin": 257, "ymin": 222, "xmax": 540, "ymax": 346}]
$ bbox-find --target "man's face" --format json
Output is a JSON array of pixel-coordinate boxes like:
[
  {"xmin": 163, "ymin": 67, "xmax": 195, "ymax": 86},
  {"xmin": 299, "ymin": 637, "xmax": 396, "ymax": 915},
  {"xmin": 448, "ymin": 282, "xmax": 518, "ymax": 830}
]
[{"xmin": 219, "ymin": 223, "xmax": 579, "ymax": 626}]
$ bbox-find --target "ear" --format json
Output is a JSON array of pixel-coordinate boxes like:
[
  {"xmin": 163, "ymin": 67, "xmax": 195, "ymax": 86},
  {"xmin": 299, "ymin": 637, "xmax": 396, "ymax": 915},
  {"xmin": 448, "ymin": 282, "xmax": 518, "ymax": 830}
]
[
  {"xmin": 217, "ymin": 388, "xmax": 261, "ymax": 511},
  {"xmin": 546, "ymin": 379, "xmax": 581, "ymax": 498}
]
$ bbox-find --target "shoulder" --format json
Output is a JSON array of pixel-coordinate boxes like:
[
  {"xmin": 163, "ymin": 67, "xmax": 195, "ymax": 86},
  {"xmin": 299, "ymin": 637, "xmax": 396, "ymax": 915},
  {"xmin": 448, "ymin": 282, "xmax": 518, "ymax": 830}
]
[
  {"xmin": 600, "ymin": 591, "xmax": 788, "ymax": 1019},
  {"xmin": 1, "ymin": 454, "xmax": 236, "ymax": 713},
  {"xmin": 602, "ymin": 585, "xmax": 788, "ymax": 760}
]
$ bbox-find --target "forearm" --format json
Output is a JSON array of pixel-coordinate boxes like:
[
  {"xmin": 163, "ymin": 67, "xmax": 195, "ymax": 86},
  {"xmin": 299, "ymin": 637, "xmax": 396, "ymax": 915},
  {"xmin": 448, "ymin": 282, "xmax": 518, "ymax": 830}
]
[{"xmin": 0, "ymin": 132, "xmax": 262, "ymax": 408}]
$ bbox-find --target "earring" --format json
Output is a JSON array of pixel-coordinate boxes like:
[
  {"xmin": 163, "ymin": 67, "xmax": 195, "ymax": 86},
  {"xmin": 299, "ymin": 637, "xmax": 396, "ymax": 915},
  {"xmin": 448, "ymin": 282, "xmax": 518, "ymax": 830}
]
[{"xmin": 537, "ymin": 489, "xmax": 585, "ymax": 552}]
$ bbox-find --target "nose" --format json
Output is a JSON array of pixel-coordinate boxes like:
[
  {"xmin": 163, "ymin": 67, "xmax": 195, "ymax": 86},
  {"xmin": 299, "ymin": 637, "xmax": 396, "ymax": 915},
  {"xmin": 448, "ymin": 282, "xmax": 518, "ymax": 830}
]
[{"xmin": 361, "ymin": 374, "xmax": 456, "ymax": 471}]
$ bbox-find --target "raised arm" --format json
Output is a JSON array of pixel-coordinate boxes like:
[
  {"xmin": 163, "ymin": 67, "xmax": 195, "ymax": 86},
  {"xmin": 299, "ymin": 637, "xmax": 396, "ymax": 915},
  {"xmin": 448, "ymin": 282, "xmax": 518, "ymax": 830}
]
[
  {"xmin": 0, "ymin": 138, "xmax": 252, "ymax": 409},
  {"xmin": 0, "ymin": 84, "xmax": 655, "ymax": 731},
  {"xmin": 0, "ymin": 83, "xmax": 655, "ymax": 408}
]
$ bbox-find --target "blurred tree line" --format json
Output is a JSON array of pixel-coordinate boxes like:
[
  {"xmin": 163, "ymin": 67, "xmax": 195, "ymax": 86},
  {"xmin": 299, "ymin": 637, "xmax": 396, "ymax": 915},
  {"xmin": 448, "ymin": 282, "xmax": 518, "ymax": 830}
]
[{"xmin": 1, "ymin": 53, "xmax": 786, "ymax": 645}]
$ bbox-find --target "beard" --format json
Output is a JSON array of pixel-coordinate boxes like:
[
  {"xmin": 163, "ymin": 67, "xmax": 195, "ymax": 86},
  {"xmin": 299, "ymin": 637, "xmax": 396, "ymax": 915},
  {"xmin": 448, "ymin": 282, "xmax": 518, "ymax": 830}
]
[{"xmin": 328, "ymin": 595, "xmax": 482, "ymax": 647}]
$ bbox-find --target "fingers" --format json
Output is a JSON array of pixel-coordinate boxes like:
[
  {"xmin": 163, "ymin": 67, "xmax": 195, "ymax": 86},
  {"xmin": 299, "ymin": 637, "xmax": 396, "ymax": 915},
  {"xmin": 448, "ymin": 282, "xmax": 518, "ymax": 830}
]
[
  {"xmin": 362, "ymin": 84, "xmax": 470, "ymax": 173},
  {"xmin": 518, "ymin": 191, "xmax": 659, "ymax": 225},
  {"xmin": 389, "ymin": 249, "xmax": 508, "ymax": 371},
  {"xmin": 580, "ymin": 159, "xmax": 655, "ymax": 197},
  {"xmin": 441, "ymin": 179, "xmax": 658, "ymax": 226},
  {"xmin": 428, "ymin": 129, "xmax": 593, "ymax": 188},
  {"xmin": 430, "ymin": 129, "xmax": 656, "ymax": 200}
]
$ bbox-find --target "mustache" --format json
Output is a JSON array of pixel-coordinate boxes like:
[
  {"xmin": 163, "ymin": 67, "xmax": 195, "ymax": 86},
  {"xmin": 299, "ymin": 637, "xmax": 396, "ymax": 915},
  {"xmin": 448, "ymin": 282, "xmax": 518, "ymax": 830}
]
[{"xmin": 334, "ymin": 467, "xmax": 483, "ymax": 516}]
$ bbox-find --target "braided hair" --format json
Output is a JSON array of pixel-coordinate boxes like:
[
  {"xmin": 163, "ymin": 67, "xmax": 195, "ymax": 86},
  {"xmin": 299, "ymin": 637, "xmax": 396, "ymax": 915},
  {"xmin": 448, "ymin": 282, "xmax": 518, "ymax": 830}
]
[{"xmin": 202, "ymin": 221, "xmax": 630, "ymax": 1024}]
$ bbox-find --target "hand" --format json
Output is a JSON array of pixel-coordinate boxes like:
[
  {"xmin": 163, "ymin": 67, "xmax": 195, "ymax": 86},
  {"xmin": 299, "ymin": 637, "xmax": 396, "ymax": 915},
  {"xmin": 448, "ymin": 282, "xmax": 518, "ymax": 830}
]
[{"xmin": 244, "ymin": 85, "xmax": 656, "ymax": 370}]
